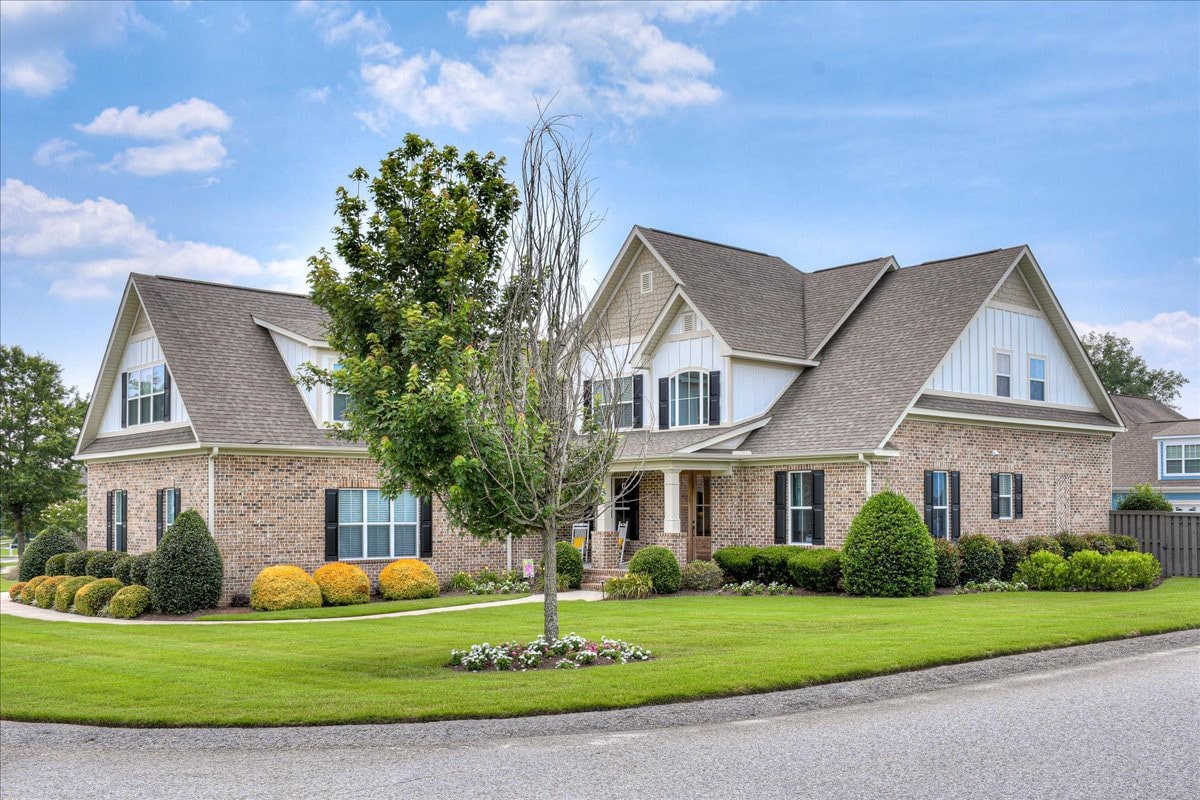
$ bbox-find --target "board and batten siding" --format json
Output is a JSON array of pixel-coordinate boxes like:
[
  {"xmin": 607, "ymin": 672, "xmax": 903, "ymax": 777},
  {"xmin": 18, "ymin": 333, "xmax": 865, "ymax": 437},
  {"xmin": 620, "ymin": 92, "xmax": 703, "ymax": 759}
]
[
  {"xmin": 270, "ymin": 331, "xmax": 319, "ymax": 415},
  {"xmin": 925, "ymin": 305, "xmax": 1095, "ymax": 408},
  {"xmin": 651, "ymin": 335, "xmax": 726, "ymax": 426},
  {"xmin": 99, "ymin": 334, "xmax": 189, "ymax": 432},
  {"xmin": 731, "ymin": 359, "xmax": 798, "ymax": 422}
]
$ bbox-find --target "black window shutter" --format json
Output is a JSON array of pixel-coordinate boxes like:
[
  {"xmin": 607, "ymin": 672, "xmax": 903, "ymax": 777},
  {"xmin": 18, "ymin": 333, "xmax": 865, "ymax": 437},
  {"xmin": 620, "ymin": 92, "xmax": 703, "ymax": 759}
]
[
  {"xmin": 627, "ymin": 476, "xmax": 641, "ymax": 541},
  {"xmin": 773, "ymin": 471, "xmax": 787, "ymax": 544},
  {"xmin": 324, "ymin": 489, "xmax": 339, "ymax": 561},
  {"xmin": 922, "ymin": 470, "xmax": 933, "ymax": 533},
  {"xmin": 582, "ymin": 380, "xmax": 592, "ymax": 423},
  {"xmin": 1014, "ymin": 474, "xmax": 1024, "ymax": 519},
  {"xmin": 657, "ymin": 377, "xmax": 670, "ymax": 430},
  {"xmin": 163, "ymin": 368, "xmax": 172, "ymax": 422},
  {"xmin": 156, "ymin": 489, "xmax": 164, "ymax": 545},
  {"xmin": 106, "ymin": 490, "xmax": 114, "ymax": 550},
  {"xmin": 631, "ymin": 374, "xmax": 643, "ymax": 429},
  {"xmin": 419, "ymin": 496, "xmax": 433, "ymax": 558},
  {"xmin": 990, "ymin": 473, "xmax": 1001, "ymax": 519},
  {"xmin": 707, "ymin": 370, "xmax": 721, "ymax": 426},
  {"xmin": 950, "ymin": 471, "xmax": 961, "ymax": 540},
  {"xmin": 811, "ymin": 470, "xmax": 825, "ymax": 545},
  {"xmin": 120, "ymin": 372, "xmax": 128, "ymax": 428}
]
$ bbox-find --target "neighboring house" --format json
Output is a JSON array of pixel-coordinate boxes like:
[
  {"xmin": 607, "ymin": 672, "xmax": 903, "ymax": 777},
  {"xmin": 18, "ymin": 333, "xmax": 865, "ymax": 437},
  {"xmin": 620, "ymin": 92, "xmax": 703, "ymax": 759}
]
[
  {"xmin": 76, "ymin": 225, "xmax": 1124, "ymax": 600},
  {"xmin": 1109, "ymin": 393, "xmax": 1200, "ymax": 512}
]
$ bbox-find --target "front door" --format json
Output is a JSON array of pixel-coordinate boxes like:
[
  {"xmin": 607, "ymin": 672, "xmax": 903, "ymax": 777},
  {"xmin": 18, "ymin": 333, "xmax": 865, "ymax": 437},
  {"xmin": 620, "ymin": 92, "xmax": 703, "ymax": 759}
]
[{"xmin": 683, "ymin": 471, "xmax": 712, "ymax": 561}]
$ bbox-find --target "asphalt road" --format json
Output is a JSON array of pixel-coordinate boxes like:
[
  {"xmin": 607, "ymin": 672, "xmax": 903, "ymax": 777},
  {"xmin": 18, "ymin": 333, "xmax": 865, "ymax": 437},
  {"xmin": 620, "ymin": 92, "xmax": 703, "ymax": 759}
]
[{"xmin": 2, "ymin": 636, "xmax": 1198, "ymax": 800}]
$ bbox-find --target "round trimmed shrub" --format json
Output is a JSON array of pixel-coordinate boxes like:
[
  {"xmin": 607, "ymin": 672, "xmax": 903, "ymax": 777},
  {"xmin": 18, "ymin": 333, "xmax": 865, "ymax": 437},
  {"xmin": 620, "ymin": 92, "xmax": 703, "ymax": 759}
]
[
  {"xmin": 1015, "ymin": 551, "xmax": 1069, "ymax": 591},
  {"xmin": 551, "ymin": 541, "xmax": 584, "ymax": 590},
  {"xmin": 933, "ymin": 539, "xmax": 961, "ymax": 588},
  {"xmin": 787, "ymin": 548, "xmax": 842, "ymax": 593},
  {"xmin": 752, "ymin": 545, "xmax": 797, "ymax": 584},
  {"xmin": 378, "ymin": 559, "xmax": 439, "ymax": 600},
  {"xmin": 54, "ymin": 575, "xmax": 95, "ymax": 612},
  {"xmin": 312, "ymin": 562, "xmax": 370, "ymax": 606},
  {"xmin": 8, "ymin": 581, "xmax": 28, "ymax": 601},
  {"xmin": 1020, "ymin": 535, "xmax": 1062, "ymax": 560},
  {"xmin": 842, "ymin": 491, "xmax": 936, "ymax": 597},
  {"xmin": 147, "ymin": 510, "xmax": 223, "ymax": 614},
  {"xmin": 1066, "ymin": 550, "xmax": 1107, "ymax": 590},
  {"xmin": 112, "ymin": 554, "xmax": 135, "ymax": 585},
  {"xmin": 64, "ymin": 550, "xmax": 101, "ymax": 576},
  {"xmin": 628, "ymin": 546, "xmax": 682, "ymax": 594},
  {"xmin": 1080, "ymin": 533, "xmax": 1116, "ymax": 555},
  {"xmin": 250, "ymin": 565, "xmax": 323, "ymax": 611},
  {"xmin": 1110, "ymin": 534, "xmax": 1139, "ymax": 553},
  {"xmin": 44, "ymin": 552, "xmax": 70, "ymax": 576},
  {"xmin": 74, "ymin": 577, "xmax": 124, "ymax": 616},
  {"xmin": 86, "ymin": 550, "xmax": 123, "ymax": 579},
  {"xmin": 20, "ymin": 575, "xmax": 50, "ymax": 603},
  {"xmin": 1116, "ymin": 483, "xmax": 1172, "ymax": 511},
  {"xmin": 108, "ymin": 585, "xmax": 152, "ymax": 619},
  {"xmin": 1099, "ymin": 551, "xmax": 1160, "ymax": 590},
  {"xmin": 712, "ymin": 546, "xmax": 757, "ymax": 582},
  {"xmin": 958, "ymin": 534, "xmax": 1004, "ymax": 584},
  {"xmin": 34, "ymin": 575, "xmax": 69, "ymax": 608},
  {"xmin": 680, "ymin": 559, "xmax": 725, "ymax": 591},
  {"xmin": 18, "ymin": 530, "xmax": 77, "ymax": 581},
  {"xmin": 1054, "ymin": 532, "xmax": 1088, "ymax": 558},
  {"xmin": 998, "ymin": 539, "xmax": 1023, "ymax": 582}
]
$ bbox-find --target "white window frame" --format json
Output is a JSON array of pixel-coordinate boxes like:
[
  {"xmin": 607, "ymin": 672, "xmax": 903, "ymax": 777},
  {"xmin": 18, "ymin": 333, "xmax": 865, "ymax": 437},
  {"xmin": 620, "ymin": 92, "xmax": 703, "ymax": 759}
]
[
  {"xmin": 337, "ymin": 488, "xmax": 420, "ymax": 561},
  {"xmin": 126, "ymin": 362, "xmax": 169, "ymax": 427},
  {"xmin": 1028, "ymin": 355, "xmax": 1047, "ymax": 402},
  {"xmin": 163, "ymin": 488, "xmax": 179, "ymax": 527},
  {"xmin": 594, "ymin": 376, "xmax": 635, "ymax": 430},
  {"xmin": 112, "ymin": 490, "xmax": 128, "ymax": 552},
  {"xmin": 930, "ymin": 471, "xmax": 950, "ymax": 540},
  {"xmin": 997, "ymin": 472, "xmax": 1014, "ymax": 520},
  {"xmin": 669, "ymin": 369, "xmax": 709, "ymax": 428},
  {"xmin": 787, "ymin": 470, "xmax": 814, "ymax": 546},
  {"xmin": 1163, "ymin": 441, "xmax": 1200, "ymax": 478},
  {"xmin": 994, "ymin": 349, "xmax": 1012, "ymax": 398}
]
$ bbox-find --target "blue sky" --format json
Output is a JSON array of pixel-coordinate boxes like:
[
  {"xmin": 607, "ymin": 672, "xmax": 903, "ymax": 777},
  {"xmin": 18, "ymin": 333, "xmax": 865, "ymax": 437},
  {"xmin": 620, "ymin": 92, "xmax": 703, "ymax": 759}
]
[{"xmin": 2, "ymin": 1, "xmax": 1198, "ymax": 413}]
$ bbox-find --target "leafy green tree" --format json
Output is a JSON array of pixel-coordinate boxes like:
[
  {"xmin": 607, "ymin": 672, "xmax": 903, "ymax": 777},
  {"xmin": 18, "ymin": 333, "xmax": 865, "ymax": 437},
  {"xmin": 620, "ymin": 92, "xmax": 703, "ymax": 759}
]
[
  {"xmin": 39, "ymin": 497, "xmax": 88, "ymax": 549},
  {"xmin": 0, "ymin": 345, "xmax": 86, "ymax": 555},
  {"xmin": 1081, "ymin": 331, "xmax": 1188, "ymax": 409},
  {"xmin": 1116, "ymin": 483, "xmax": 1173, "ymax": 512}
]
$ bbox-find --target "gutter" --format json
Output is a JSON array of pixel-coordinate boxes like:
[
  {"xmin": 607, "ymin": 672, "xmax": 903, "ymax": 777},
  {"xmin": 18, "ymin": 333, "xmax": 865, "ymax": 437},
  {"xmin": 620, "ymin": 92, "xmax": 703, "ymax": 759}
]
[{"xmin": 858, "ymin": 452, "xmax": 873, "ymax": 497}]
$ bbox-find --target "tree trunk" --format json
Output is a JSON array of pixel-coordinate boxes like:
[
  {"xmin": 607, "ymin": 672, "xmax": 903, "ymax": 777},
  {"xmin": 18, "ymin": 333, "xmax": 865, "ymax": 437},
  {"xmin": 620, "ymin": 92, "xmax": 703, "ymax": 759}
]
[
  {"xmin": 541, "ymin": 526, "xmax": 558, "ymax": 640},
  {"xmin": 14, "ymin": 516, "xmax": 27, "ymax": 557}
]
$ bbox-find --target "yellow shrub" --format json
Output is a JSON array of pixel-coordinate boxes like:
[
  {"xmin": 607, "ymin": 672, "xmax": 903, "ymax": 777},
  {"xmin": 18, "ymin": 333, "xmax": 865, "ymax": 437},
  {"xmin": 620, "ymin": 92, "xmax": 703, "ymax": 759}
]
[
  {"xmin": 20, "ymin": 575, "xmax": 49, "ymax": 604},
  {"xmin": 378, "ymin": 559, "xmax": 439, "ymax": 600},
  {"xmin": 8, "ymin": 581, "xmax": 28, "ymax": 601},
  {"xmin": 313, "ymin": 562, "xmax": 370, "ymax": 606},
  {"xmin": 249, "ymin": 565, "xmax": 323, "ymax": 611},
  {"xmin": 34, "ymin": 575, "xmax": 69, "ymax": 608}
]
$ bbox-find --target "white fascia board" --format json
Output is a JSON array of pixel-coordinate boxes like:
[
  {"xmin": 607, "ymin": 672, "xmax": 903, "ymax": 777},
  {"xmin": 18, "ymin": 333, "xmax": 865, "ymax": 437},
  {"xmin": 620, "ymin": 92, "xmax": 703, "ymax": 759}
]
[{"xmin": 729, "ymin": 350, "xmax": 819, "ymax": 367}]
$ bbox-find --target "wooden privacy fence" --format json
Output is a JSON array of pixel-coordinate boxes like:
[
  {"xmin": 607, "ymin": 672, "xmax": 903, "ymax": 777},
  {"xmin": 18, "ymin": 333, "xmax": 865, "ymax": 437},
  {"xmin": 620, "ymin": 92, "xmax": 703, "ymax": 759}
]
[{"xmin": 1109, "ymin": 511, "xmax": 1200, "ymax": 578}]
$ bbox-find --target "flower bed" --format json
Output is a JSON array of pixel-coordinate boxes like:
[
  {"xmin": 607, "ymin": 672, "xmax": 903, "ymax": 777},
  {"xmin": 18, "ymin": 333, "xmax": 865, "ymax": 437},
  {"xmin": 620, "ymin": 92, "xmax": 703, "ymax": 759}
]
[
  {"xmin": 448, "ymin": 633, "xmax": 652, "ymax": 672},
  {"xmin": 467, "ymin": 578, "xmax": 530, "ymax": 595},
  {"xmin": 720, "ymin": 580, "xmax": 793, "ymax": 596}
]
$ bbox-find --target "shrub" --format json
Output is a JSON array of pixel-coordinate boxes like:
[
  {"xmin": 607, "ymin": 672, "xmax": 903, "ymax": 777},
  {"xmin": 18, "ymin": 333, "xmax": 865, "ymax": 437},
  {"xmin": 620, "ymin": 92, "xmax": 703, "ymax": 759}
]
[
  {"xmin": 250, "ymin": 565, "xmax": 323, "ymax": 611},
  {"xmin": 86, "ymin": 550, "xmax": 123, "ymax": 579},
  {"xmin": 841, "ymin": 491, "xmax": 936, "ymax": 597},
  {"xmin": 378, "ymin": 559, "xmax": 439, "ymax": 600},
  {"xmin": 997, "ymin": 539, "xmax": 1023, "ymax": 582},
  {"xmin": 108, "ymin": 585, "xmax": 152, "ymax": 619},
  {"xmin": 752, "ymin": 545, "xmax": 797, "ymax": 584},
  {"xmin": 8, "ymin": 581, "xmax": 27, "ymax": 601},
  {"xmin": 1066, "ymin": 550, "xmax": 1107, "ymax": 590},
  {"xmin": 44, "ymin": 552, "xmax": 70, "ymax": 576},
  {"xmin": 1020, "ymin": 536, "xmax": 1062, "ymax": 560},
  {"xmin": 34, "ymin": 575, "xmax": 69, "ymax": 608},
  {"xmin": 1080, "ymin": 533, "xmax": 1116, "ymax": 555},
  {"xmin": 1054, "ymin": 532, "xmax": 1088, "ymax": 558},
  {"xmin": 1116, "ymin": 483, "xmax": 1172, "ymax": 511},
  {"xmin": 552, "ymin": 541, "xmax": 584, "ymax": 590},
  {"xmin": 628, "ymin": 546, "xmax": 682, "ymax": 594},
  {"xmin": 448, "ymin": 571, "xmax": 474, "ymax": 591},
  {"xmin": 680, "ymin": 559, "xmax": 725, "ymax": 591},
  {"xmin": 54, "ymin": 576, "xmax": 95, "ymax": 612},
  {"xmin": 958, "ymin": 534, "xmax": 1004, "ymax": 584},
  {"xmin": 64, "ymin": 550, "xmax": 101, "ymax": 577},
  {"xmin": 74, "ymin": 577, "xmax": 124, "ymax": 616},
  {"xmin": 312, "ymin": 562, "xmax": 370, "ymax": 606},
  {"xmin": 1099, "ymin": 551, "xmax": 1160, "ymax": 590},
  {"xmin": 18, "ymin": 530, "xmax": 77, "ymax": 581},
  {"xmin": 20, "ymin": 575, "xmax": 50, "ymax": 603},
  {"xmin": 603, "ymin": 573, "xmax": 654, "ymax": 600},
  {"xmin": 1015, "ymin": 551, "xmax": 1069, "ymax": 591},
  {"xmin": 933, "ymin": 540, "xmax": 961, "ymax": 588},
  {"xmin": 112, "ymin": 554, "xmax": 147, "ymax": 585},
  {"xmin": 147, "ymin": 510, "xmax": 223, "ymax": 614},
  {"xmin": 1110, "ymin": 534, "xmax": 1139, "ymax": 552},
  {"xmin": 712, "ymin": 546, "xmax": 758, "ymax": 582},
  {"xmin": 787, "ymin": 549, "xmax": 842, "ymax": 593}
]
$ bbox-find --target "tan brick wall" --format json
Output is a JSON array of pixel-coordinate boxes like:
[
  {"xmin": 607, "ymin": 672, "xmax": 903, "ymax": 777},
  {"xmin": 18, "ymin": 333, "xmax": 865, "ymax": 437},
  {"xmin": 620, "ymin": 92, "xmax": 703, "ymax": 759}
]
[{"xmin": 86, "ymin": 456, "xmax": 209, "ymax": 553}]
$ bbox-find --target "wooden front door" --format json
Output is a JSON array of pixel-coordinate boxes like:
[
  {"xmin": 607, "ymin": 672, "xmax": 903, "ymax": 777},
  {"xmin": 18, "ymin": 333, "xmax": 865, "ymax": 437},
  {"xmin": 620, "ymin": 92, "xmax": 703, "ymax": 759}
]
[{"xmin": 683, "ymin": 471, "xmax": 713, "ymax": 562}]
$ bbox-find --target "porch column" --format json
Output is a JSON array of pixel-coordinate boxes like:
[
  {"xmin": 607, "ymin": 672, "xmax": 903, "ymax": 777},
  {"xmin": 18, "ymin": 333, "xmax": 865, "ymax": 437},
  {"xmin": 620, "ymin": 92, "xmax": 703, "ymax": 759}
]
[
  {"xmin": 663, "ymin": 468, "xmax": 681, "ymax": 534},
  {"xmin": 597, "ymin": 476, "xmax": 614, "ymax": 532}
]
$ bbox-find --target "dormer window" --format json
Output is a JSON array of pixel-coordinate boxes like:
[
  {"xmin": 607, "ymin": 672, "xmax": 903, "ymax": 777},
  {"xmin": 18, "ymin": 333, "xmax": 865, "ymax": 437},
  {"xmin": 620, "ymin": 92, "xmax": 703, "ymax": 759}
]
[{"xmin": 123, "ymin": 364, "xmax": 170, "ymax": 426}]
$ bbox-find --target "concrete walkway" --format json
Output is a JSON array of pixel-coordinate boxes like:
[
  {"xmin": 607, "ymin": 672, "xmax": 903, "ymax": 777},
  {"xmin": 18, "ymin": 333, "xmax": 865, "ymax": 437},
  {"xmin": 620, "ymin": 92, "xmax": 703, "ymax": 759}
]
[{"xmin": 0, "ymin": 589, "xmax": 603, "ymax": 625}]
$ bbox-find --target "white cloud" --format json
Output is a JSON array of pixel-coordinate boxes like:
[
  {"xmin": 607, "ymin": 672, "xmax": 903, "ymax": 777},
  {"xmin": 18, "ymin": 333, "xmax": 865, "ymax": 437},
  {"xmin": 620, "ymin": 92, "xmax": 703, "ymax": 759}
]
[
  {"xmin": 73, "ymin": 98, "xmax": 232, "ymax": 177},
  {"xmin": 106, "ymin": 134, "xmax": 228, "ymax": 177},
  {"xmin": 0, "ymin": 179, "xmax": 308, "ymax": 300},
  {"xmin": 33, "ymin": 137, "xmax": 91, "ymax": 168},
  {"xmin": 301, "ymin": 86, "xmax": 331, "ymax": 103},
  {"xmin": 1074, "ymin": 312, "xmax": 1200, "ymax": 417}
]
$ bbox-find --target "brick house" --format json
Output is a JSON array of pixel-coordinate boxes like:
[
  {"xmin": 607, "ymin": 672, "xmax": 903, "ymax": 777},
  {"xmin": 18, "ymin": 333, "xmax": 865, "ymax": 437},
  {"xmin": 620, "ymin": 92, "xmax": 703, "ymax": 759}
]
[
  {"xmin": 75, "ymin": 225, "xmax": 1124, "ymax": 599},
  {"xmin": 1108, "ymin": 394, "xmax": 1200, "ymax": 512}
]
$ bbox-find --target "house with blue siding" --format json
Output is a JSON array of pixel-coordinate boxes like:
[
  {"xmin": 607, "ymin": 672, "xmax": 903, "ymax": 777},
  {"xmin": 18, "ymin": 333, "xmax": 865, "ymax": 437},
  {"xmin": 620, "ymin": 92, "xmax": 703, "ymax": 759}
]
[{"xmin": 1110, "ymin": 394, "xmax": 1200, "ymax": 512}]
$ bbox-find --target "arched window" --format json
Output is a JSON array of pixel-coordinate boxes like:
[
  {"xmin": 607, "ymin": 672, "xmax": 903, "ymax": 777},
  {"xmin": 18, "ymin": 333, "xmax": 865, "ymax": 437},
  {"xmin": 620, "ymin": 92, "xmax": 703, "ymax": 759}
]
[{"xmin": 670, "ymin": 370, "xmax": 708, "ymax": 427}]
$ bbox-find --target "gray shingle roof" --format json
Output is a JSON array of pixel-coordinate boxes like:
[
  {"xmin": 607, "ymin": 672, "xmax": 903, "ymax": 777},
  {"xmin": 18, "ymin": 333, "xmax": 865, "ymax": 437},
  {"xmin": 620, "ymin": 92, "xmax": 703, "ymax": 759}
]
[
  {"xmin": 1109, "ymin": 393, "xmax": 1186, "ymax": 425},
  {"xmin": 1112, "ymin": 416, "xmax": 1200, "ymax": 489},
  {"xmin": 913, "ymin": 394, "xmax": 1117, "ymax": 427},
  {"xmin": 78, "ymin": 427, "xmax": 197, "ymax": 456}
]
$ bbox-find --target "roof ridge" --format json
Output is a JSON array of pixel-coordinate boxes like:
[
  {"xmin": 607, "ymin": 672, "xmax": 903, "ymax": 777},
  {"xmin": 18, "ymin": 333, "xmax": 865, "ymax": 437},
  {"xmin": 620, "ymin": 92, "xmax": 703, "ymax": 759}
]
[
  {"xmin": 638, "ymin": 226, "xmax": 780, "ymax": 260},
  {"xmin": 906, "ymin": 245, "xmax": 1026, "ymax": 269},
  {"xmin": 137, "ymin": 273, "xmax": 311, "ymax": 299},
  {"xmin": 808, "ymin": 255, "xmax": 891, "ymax": 274}
]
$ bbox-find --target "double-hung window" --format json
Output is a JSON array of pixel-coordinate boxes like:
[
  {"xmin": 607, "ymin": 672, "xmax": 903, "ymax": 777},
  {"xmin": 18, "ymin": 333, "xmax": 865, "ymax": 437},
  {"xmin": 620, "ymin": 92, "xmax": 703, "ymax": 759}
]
[
  {"xmin": 670, "ymin": 370, "xmax": 708, "ymax": 427},
  {"xmin": 996, "ymin": 473, "xmax": 1014, "ymax": 519},
  {"xmin": 337, "ymin": 489, "xmax": 419, "ymax": 560},
  {"xmin": 595, "ymin": 376, "xmax": 634, "ymax": 429},
  {"xmin": 127, "ymin": 365, "xmax": 168, "ymax": 425},
  {"xmin": 330, "ymin": 361, "xmax": 350, "ymax": 422},
  {"xmin": 994, "ymin": 351, "xmax": 1012, "ymax": 398},
  {"xmin": 108, "ymin": 490, "xmax": 127, "ymax": 552},
  {"xmin": 929, "ymin": 471, "xmax": 950, "ymax": 539},
  {"xmin": 1164, "ymin": 443, "xmax": 1200, "ymax": 476},
  {"xmin": 1028, "ymin": 356, "xmax": 1046, "ymax": 401},
  {"xmin": 788, "ymin": 471, "xmax": 814, "ymax": 545}
]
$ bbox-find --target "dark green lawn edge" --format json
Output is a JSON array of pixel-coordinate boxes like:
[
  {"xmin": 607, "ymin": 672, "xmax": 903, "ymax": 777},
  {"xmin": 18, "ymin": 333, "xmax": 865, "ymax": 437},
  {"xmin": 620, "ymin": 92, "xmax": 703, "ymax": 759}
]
[{"xmin": 194, "ymin": 592, "xmax": 531, "ymax": 621}]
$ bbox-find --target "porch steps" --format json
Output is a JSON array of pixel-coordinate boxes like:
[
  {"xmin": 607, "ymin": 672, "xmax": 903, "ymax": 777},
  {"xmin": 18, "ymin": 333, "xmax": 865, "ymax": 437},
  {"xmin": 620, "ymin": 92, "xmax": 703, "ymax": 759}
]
[{"xmin": 581, "ymin": 567, "xmax": 627, "ymax": 592}]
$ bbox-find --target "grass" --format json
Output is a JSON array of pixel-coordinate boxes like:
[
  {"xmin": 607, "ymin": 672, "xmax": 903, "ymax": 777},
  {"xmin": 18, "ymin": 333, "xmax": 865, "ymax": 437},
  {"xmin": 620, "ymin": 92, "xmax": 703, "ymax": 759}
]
[
  {"xmin": 2, "ymin": 578, "xmax": 1197, "ymax": 727},
  {"xmin": 0, "ymin": 577, "xmax": 12, "ymax": 592},
  {"xmin": 194, "ymin": 593, "xmax": 529, "ymax": 621}
]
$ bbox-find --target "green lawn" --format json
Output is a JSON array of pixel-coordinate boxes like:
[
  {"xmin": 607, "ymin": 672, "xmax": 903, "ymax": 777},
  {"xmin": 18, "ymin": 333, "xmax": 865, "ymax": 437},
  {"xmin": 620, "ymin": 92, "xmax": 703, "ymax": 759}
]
[
  {"xmin": 195, "ymin": 593, "xmax": 529, "ymax": 621},
  {"xmin": 2, "ymin": 579, "xmax": 1198, "ymax": 727}
]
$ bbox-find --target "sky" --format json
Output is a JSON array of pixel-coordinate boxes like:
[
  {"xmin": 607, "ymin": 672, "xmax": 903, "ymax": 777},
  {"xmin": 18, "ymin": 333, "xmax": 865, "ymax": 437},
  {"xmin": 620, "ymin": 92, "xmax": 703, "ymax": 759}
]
[{"xmin": 1, "ymin": 0, "xmax": 1198, "ymax": 414}]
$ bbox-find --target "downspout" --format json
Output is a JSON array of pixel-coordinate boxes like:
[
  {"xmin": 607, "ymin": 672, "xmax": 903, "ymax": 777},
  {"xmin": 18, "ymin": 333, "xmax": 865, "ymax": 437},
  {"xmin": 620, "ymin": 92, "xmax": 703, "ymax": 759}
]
[
  {"xmin": 858, "ymin": 453, "xmax": 872, "ymax": 498},
  {"xmin": 207, "ymin": 447, "xmax": 219, "ymax": 530}
]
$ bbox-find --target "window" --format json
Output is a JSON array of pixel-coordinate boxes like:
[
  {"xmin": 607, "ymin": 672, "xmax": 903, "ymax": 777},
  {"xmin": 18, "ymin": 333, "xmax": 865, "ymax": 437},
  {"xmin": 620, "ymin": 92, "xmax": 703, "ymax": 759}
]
[
  {"xmin": 670, "ymin": 370, "xmax": 708, "ymax": 427},
  {"xmin": 788, "ymin": 471, "xmax": 814, "ymax": 545},
  {"xmin": 126, "ymin": 365, "xmax": 168, "ymax": 425},
  {"xmin": 109, "ymin": 490, "xmax": 127, "ymax": 552},
  {"xmin": 996, "ymin": 472, "xmax": 1013, "ymax": 519},
  {"xmin": 164, "ymin": 489, "xmax": 179, "ymax": 527},
  {"xmin": 929, "ymin": 471, "xmax": 950, "ymax": 539},
  {"xmin": 337, "ymin": 489, "xmax": 419, "ymax": 560},
  {"xmin": 1028, "ymin": 356, "xmax": 1046, "ymax": 401},
  {"xmin": 994, "ymin": 351, "xmax": 1012, "ymax": 398},
  {"xmin": 595, "ymin": 376, "xmax": 634, "ymax": 428},
  {"xmin": 640, "ymin": 271, "xmax": 653, "ymax": 294},
  {"xmin": 330, "ymin": 361, "xmax": 350, "ymax": 422},
  {"xmin": 1164, "ymin": 443, "xmax": 1200, "ymax": 476}
]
